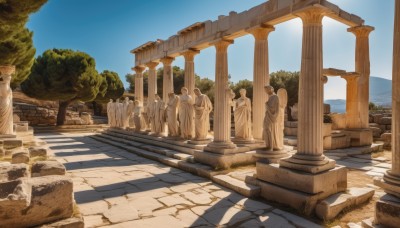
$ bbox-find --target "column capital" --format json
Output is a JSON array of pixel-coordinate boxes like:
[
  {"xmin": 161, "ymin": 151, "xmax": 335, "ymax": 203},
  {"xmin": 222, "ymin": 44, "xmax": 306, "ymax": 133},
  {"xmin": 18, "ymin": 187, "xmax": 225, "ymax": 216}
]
[
  {"xmin": 248, "ymin": 25, "xmax": 275, "ymax": 40},
  {"xmin": 340, "ymin": 72, "xmax": 360, "ymax": 82},
  {"xmin": 296, "ymin": 8, "xmax": 326, "ymax": 25},
  {"xmin": 214, "ymin": 39, "xmax": 234, "ymax": 53},
  {"xmin": 146, "ymin": 61, "xmax": 159, "ymax": 69},
  {"xmin": 132, "ymin": 66, "xmax": 145, "ymax": 74},
  {"xmin": 160, "ymin": 57, "xmax": 175, "ymax": 66},
  {"xmin": 182, "ymin": 49, "xmax": 200, "ymax": 61},
  {"xmin": 347, "ymin": 25, "xmax": 375, "ymax": 38}
]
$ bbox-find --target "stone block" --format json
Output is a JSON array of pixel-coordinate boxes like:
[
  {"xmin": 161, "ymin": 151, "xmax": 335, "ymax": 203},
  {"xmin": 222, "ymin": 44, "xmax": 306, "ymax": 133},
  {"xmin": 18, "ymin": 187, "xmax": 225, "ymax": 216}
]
[
  {"xmin": 344, "ymin": 129, "xmax": 373, "ymax": 147},
  {"xmin": 0, "ymin": 176, "xmax": 74, "ymax": 228},
  {"xmin": 370, "ymin": 127, "xmax": 382, "ymax": 138},
  {"xmin": 14, "ymin": 122, "xmax": 29, "ymax": 132},
  {"xmin": 256, "ymin": 163, "xmax": 347, "ymax": 194},
  {"xmin": 324, "ymin": 136, "xmax": 332, "ymax": 150},
  {"xmin": 0, "ymin": 162, "xmax": 28, "ymax": 181},
  {"xmin": 3, "ymin": 139, "xmax": 23, "ymax": 150},
  {"xmin": 315, "ymin": 187, "xmax": 374, "ymax": 220},
  {"xmin": 373, "ymin": 114, "xmax": 383, "ymax": 124},
  {"xmin": 284, "ymin": 127, "xmax": 297, "ymax": 136},
  {"xmin": 375, "ymin": 194, "xmax": 400, "ymax": 228},
  {"xmin": 11, "ymin": 150, "xmax": 30, "ymax": 164},
  {"xmin": 381, "ymin": 133, "xmax": 392, "ymax": 149},
  {"xmin": 194, "ymin": 150, "xmax": 256, "ymax": 169},
  {"xmin": 31, "ymin": 161, "xmax": 66, "ymax": 177},
  {"xmin": 39, "ymin": 217, "xmax": 84, "ymax": 228},
  {"xmin": 213, "ymin": 174, "xmax": 260, "ymax": 197},
  {"xmin": 29, "ymin": 147, "xmax": 48, "ymax": 157},
  {"xmin": 379, "ymin": 117, "xmax": 392, "ymax": 125}
]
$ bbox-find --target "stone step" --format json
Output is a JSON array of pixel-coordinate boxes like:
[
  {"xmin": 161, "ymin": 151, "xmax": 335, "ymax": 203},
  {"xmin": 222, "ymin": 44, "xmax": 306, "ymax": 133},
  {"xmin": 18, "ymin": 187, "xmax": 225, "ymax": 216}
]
[
  {"xmin": 212, "ymin": 175, "xmax": 260, "ymax": 198},
  {"xmin": 96, "ymin": 133, "xmax": 195, "ymax": 163},
  {"xmin": 315, "ymin": 187, "xmax": 375, "ymax": 220},
  {"xmin": 103, "ymin": 130, "xmax": 197, "ymax": 155}
]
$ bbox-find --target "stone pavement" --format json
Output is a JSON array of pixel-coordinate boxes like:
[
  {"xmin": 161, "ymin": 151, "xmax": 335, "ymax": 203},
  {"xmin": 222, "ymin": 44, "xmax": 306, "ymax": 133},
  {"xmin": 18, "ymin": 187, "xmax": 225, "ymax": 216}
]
[{"xmin": 37, "ymin": 133, "xmax": 322, "ymax": 228}]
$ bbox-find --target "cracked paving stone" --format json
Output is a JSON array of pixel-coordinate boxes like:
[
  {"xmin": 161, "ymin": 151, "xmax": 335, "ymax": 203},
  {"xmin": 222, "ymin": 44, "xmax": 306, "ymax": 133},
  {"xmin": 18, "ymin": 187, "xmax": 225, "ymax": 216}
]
[
  {"xmin": 127, "ymin": 196, "xmax": 164, "ymax": 216},
  {"xmin": 158, "ymin": 194, "xmax": 195, "ymax": 207},
  {"xmin": 177, "ymin": 209, "xmax": 212, "ymax": 227},
  {"xmin": 103, "ymin": 204, "xmax": 139, "ymax": 223},
  {"xmin": 102, "ymin": 215, "xmax": 186, "ymax": 228}
]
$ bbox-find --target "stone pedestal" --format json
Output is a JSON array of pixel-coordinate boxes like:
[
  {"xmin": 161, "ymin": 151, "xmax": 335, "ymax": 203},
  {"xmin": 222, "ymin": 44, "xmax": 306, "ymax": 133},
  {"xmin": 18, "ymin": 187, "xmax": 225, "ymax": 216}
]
[
  {"xmin": 343, "ymin": 128, "xmax": 373, "ymax": 147},
  {"xmin": 374, "ymin": 194, "xmax": 400, "ymax": 227},
  {"xmin": 249, "ymin": 26, "xmax": 275, "ymax": 140},
  {"xmin": 161, "ymin": 57, "xmax": 174, "ymax": 103},
  {"xmin": 254, "ymin": 150, "xmax": 289, "ymax": 164},
  {"xmin": 146, "ymin": 62, "xmax": 159, "ymax": 102}
]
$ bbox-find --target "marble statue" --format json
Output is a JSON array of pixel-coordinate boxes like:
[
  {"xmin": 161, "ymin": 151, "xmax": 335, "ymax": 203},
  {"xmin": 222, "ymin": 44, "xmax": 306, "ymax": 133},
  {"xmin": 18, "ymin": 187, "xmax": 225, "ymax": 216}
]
[
  {"xmin": 263, "ymin": 85, "xmax": 282, "ymax": 151},
  {"xmin": 128, "ymin": 100, "xmax": 135, "ymax": 128},
  {"xmin": 0, "ymin": 66, "xmax": 14, "ymax": 135},
  {"xmin": 166, "ymin": 92, "xmax": 180, "ymax": 137},
  {"xmin": 142, "ymin": 100, "xmax": 150, "ymax": 130},
  {"xmin": 122, "ymin": 97, "xmax": 131, "ymax": 129},
  {"xmin": 153, "ymin": 95, "xmax": 166, "ymax": 135},
  {"xmin": 114, "ymin": 99, "xmax": 122, "ymax": 128},
  {"xmin": 107, "ymin": 99, "xmax": 116, "ymax": 127},
  {"xmin": 277, "ymin": 88, "xmax": 288, "ymax": 150},
  {"xmin": 193, "ymin": 88, "xmax": 212, "ymax": 140},
  {"xmin": 179, "ymin": 87, "xmax": 194, "ymax": 139},
  {"xmin": 133, "ymin": 100, "xmax": 142, "ymax": 132},
  {"xmin": 234, "ymin": 89, "xmax": 253, "ymax": 140},
  {"xmin": 148, "ymin": 98, "xmax": 156, "ymax": 132}
]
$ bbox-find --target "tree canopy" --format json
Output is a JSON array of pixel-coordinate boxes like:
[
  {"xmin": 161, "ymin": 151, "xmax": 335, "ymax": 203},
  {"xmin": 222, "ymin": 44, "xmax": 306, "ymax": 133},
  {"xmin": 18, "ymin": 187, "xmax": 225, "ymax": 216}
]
[
  {"xmin": 95, "ymin": 70, "xmax": 124, "ymax": 103},
  {"xmin": 270, "ymin": 70, "xmax": 300, "ymax": 108},
  {"xmin": 0, "ymin": 0, "xmax": 48, "ymax": 87},
  {"xmin": 21, "ymin": 49, "xmax": 103, "ymax": 125}
]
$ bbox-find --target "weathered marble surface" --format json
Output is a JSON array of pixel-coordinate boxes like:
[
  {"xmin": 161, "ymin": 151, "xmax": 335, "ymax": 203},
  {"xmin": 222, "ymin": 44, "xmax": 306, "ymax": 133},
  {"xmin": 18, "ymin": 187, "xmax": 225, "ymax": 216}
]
[
  {"xmin": 0, "ymin": 66, "xmax": 15, "ymax": 135},
  {"xmin": 193, "ymin": 89, "xmax": 212, "ymax": 140},
  {"xmin": 234, "ymin": 89, "xmax": 252, "ymax": 141},
  {"xmin": 166, "ymin": 93, "xmax": 180, "ymax": 137},
  {"xmin": 179, "ymin": 88, "xmax": 194, "ymax": 140}
]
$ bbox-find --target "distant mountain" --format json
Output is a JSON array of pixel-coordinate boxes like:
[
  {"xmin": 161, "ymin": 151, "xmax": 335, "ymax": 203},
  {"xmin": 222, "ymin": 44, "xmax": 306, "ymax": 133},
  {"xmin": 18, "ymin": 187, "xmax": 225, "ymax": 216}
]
[{"xmin": 325, "ymin": 76, "xmax": 391, "ymax": 113}]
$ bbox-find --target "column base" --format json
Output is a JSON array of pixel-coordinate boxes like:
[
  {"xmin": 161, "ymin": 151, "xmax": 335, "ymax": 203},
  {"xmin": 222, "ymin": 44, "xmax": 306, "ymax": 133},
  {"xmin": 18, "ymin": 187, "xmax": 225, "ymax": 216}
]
[
  {"xmin": 255, "ymin": 163, "xmax": 347, "ymax": 215},
  {"xmin": 343, "ymin": 128, "xmax": 373, "ymax": 147},
  {"xmin": 254, "ymin": 149, "xmax": 290, "ymax": 164},
  {"xmin": 373, "ymin": 194, "xmax": 400, "ymax": 227},
  {"xmin": 280, "ymin": 154, "xmax": 336, "ymax": 174},
  {"xmin": 189, "ymin": 138, "xmax": 213, "ymax": 145},
  {"xmin": 204, "ymin": 141, "xmax": 237, "ymax": 154},
  {"xmin": 193, "ymin": 150, "xmax": 256, "ymax": 170},
  {"xmin": 374, "ymin": 172, "xmax": 400, "ymax": 198},
  {"xmin": 231, "ymin": 137, "xmax": 257, "ymax": 145}
]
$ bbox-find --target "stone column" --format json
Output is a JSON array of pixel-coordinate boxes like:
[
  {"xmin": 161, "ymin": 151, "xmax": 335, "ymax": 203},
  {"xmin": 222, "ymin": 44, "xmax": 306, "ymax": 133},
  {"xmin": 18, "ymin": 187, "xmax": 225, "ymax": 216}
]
[
  {"xmin": 280, "ymin": 8, "xmax": 334, "ymax": 173},
  {"xmin": 376, "ymin": 0, "xmax": 400, "ymax": 198},
  {"xmin": 183, "ymin": 50, "xmax": 199, "ymax": 98},
  {"xmin": 146, "ymin": 62, "xmax": 159, "ymax": 102},
  {"xmin": 348, "ymin": 25, "xmax": 374, "ymax": 129},
  {"xmin": 341, "ymin": 74, "xmax": 360, "ymax": 129},
  {"xmin": 161, "ymin": 57, "xmax": 175, "ymax": 103},
  {"xmin": 249, "ymin": 26, "xmax": 275, "ymax": 140},
  {"xmin": 206, "ymin": 40, "xmax": 236, "ymax": 150},
  {"xmin": 133, "ymin": 66, "xmax": 145, "ymax": 104}
]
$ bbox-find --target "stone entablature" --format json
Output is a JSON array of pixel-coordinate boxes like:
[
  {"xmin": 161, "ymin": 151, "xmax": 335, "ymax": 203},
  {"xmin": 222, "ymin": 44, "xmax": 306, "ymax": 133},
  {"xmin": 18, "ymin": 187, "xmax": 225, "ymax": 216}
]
[{"xmin": 131, "ymin": 0, "xmax": 364, "ymax": 67}]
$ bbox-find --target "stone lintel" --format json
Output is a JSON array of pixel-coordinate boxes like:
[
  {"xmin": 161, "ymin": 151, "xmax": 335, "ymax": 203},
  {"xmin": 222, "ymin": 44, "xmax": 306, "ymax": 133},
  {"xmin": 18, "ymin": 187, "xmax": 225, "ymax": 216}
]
[
  {"xmin": 256, "ymin": 163, "xmax": 347, "ymax": 194},
  {"xmin": 193, "ymin": 150, "xmax": 256, "ymax": 169}
]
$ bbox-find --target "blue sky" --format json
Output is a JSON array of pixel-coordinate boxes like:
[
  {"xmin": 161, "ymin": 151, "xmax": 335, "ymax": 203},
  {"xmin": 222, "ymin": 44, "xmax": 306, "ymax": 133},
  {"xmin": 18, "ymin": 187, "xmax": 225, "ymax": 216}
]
[{"xmin": 27, "ymin": 0, "xmax": 394, "ymax": 100}]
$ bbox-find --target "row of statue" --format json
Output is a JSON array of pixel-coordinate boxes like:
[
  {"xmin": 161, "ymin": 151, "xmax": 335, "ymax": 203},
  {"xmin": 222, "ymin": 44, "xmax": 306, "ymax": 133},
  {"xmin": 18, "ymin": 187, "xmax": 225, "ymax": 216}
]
[{"xmin": 107, "ymin": 86, "xmax": 287, "ymax": 152}]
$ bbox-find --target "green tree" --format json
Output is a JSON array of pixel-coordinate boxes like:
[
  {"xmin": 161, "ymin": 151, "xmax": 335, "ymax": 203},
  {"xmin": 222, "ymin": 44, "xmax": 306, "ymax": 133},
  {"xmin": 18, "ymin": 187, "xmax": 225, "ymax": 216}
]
[
  {"xmin": 270, "ymin": 70, "xmax": 300, "ymax": 120},
  {"xmin": 0, "ymin": 0, "xmax": 48, "ymax": 87},
  {"xmin": 0, "ymin": 0, "xmax": 48, "ymax": 40},
  {"xmin": 21, "ymin": 49, "xmax": 102, "ymax": 125},
  {"xmin": 196, "ymin": 77, "xmax": 215, "ymax": 104},
  {"xmin": 0, "ymin": 28, "xmax": 36, "ymax": 87},
  {"xmin": 93, "ymin": 70, "xmax": 124, "ymax": 115}
]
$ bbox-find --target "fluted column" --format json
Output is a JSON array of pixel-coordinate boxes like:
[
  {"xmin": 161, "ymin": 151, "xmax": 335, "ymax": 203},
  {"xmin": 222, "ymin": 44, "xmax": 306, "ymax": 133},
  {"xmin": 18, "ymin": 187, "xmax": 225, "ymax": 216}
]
[
  {"xmin": 183, "ymin": 50, "xmax": 199, "ymax": 98},
  {"xmin": 280, "ymin": 8, "xmax": 334, "ymax": 172},
  {"xmin": 341, "ymin": 74, "xmax": 361, "ymax": 128},
  {"xmin": 249, "ymin": 26, "xmax": 275, "ymax": 140},
  {"xmin": 207, "ymin": 40, "xmax": 236, "ymax": 149},
  {"xmin": 348, "ymin": 26, "xmax": 374, "ymax": 129},
  {"xmin": 161, "ymin": 57, "xmax": 174, "ymax": 103},
  {"xmin": 133, "ymin": 66, "xmax": 145, "ymax": 104},
  {"xmin": 377, "ymin": 0, "xmax": 400, "ymax": 198},
  {"xmin": 146, "ymin": 62, "xmax": 159, "ymax": 102}
]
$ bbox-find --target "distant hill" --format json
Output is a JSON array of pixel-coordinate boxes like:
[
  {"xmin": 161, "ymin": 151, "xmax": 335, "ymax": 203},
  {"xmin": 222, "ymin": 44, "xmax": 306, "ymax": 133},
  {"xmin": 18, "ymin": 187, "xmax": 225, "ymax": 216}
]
[{"xmin": 325, "ymin": 76, "xmax": 391, "ymax": 113}]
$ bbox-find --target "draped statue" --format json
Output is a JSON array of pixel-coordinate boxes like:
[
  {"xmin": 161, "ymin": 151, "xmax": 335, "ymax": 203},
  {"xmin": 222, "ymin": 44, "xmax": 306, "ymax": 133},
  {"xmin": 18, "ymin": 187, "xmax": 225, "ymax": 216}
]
[
  {"xmin": 153, "ymin": 95, "xmax": 166, "ymax": 135},
  {"xmin": 122, "ymin": 97, "xmax": 131, "ymax": 129},
  {"xmin": 234, "ymin": 89, "xmax": 253, "ymax": 141},
  {"xmin": 276, "ymin": 88, "xmax": 288, "ymax": 150},
  {"xmin": 166, "ymin": 93, "xmax": 180, "ymax": 137},
  {"xmin": 263, "ymin": 86, "xmax": 281, "ymax": 151},
  {"xmin": 107, "ymin": 99, "xmax": 116, "ymax": 127},
  {"xmin": 0, "ymin": 66, "xmax": 14, "ymax": 135},
  {"xmin": 179, "ymin": 87, "xmax": 194, "ymax": 140},
  {"xmin": 193, "ymin": 88, "xmax": 212, "ymax": 140},
  {"xmin": 133, "ymin": 100, "xmax": 143, "ymax": 132},
  {"xmin": 115, "ymin": 99, "xmax": 123, "ymax": 128}
]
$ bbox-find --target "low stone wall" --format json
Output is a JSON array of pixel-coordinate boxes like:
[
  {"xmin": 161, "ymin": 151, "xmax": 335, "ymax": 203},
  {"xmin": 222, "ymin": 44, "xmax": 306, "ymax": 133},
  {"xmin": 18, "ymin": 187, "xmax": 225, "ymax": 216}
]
[
  {"xmin": 14, "ymin": 103, "xmax": 93, "ymax": 126},
  {"xmin": 369, "ymin": 112, "xmax": 392, "ymax": 149}
]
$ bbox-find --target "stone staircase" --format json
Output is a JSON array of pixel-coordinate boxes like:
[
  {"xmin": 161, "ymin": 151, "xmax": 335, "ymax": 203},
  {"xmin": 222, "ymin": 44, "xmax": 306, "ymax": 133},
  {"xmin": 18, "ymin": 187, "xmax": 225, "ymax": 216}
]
[{"xmin": 91, "ymin": 128, "xmax": 261, "ymax": 198}]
